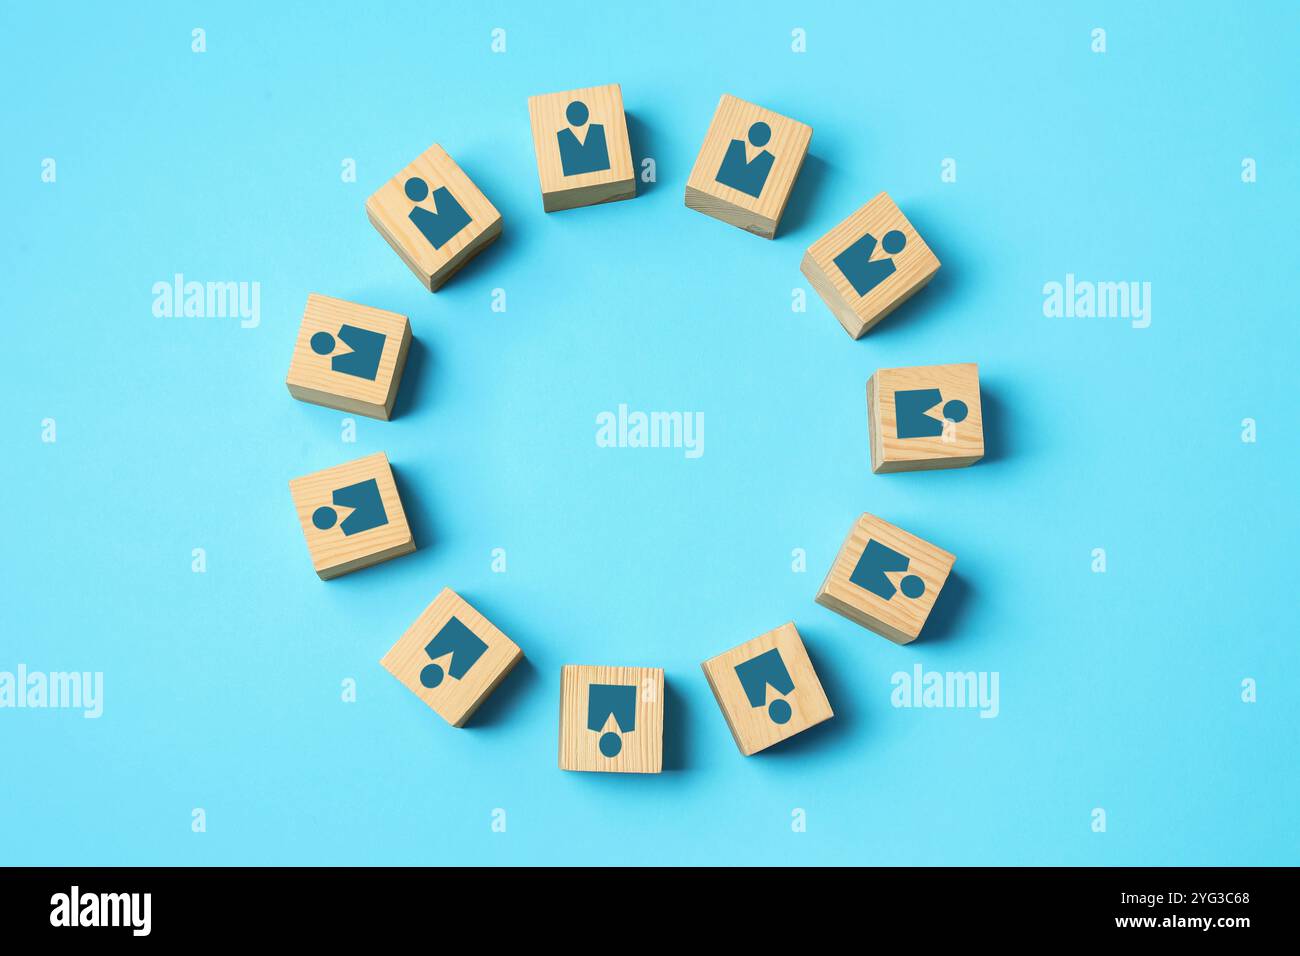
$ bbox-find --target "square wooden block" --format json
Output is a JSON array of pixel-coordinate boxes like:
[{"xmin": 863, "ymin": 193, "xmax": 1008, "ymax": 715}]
[
  {"xmin": 527, "ymin": 83, "xmax": 635, "ymax": 212},
  {"xmin": 816, "ymin": 513, "xmax": 955, "ymax": 644},
  {"xmin": 801, "ymin": 192, "xmax": 941, "ymax": 338},
  {"xmin": 559, "ymin": 665, "xmax": 663, "ymax": 774},
  {"xmin": 288, "ymin": 452, "xmax": 415, "ymax": 580},
  {"xmin": 366, "ymin": 143, "xmax": 502, "ymax": 291},
  {"xmin": 380, "ymin": 588, "xmax": 523, "ymax": 727},
  {"xmin": 868, "ymin": 362, "xmax": 984, "ymax": 473},
  {"xmin": 285, "ymin": 294, "xmax": 412, "ymax": 421},
  {"xmin": 684, "ymin": 94, "xmax": 812, "ymax": 239},
  {"xmin": 701, "ymin": 622, "xmax": 833, "ymax": 756}
]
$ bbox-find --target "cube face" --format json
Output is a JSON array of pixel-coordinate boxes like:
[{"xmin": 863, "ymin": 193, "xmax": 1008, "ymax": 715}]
[
  {"xmin": 816, "ymin": 513, "xmax": 955, "ymax": 644},
  {"xmin": 380, "ymin": 588, "xmax": 523, "ymax": 727},
  {"xmin": 868, "ymin": 363, "xmax": 984, "ymax": 473},
  {"xmin": 701, "ymin": 623, "xmax": 833, "ymax": 756},
  {"xmin": 801, "ymin": 192, "xmax": 941, "ymax": 338},
  {"xmin": 288, "ymin": 452, "xmax": 415, "ymax": 580},
  {"xmin": 684, "ymin": 94, "xmax": 812, "ymax": 239},
  {"xmin": 528, "ymin": 84, "xmax": 635, "ymax": 212},
  {"xmin": 285, "ymin": 294, "xmax": 412, "ymax": 420},
  {"xmin": 365, "ymin": 143, "xmax": 502, "ymax": 291},
  {"xmin": 559, "ymin": 665, "xmax": 663, "ymax": 774}
]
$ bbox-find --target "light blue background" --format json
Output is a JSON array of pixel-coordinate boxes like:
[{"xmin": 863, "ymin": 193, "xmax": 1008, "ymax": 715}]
[{"xmin": 3, "ymin": 1, "xmax": 1297, "ymax": 866}]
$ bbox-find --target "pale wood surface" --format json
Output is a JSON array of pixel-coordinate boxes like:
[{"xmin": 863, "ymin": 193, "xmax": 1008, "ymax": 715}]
[
  {"xmin": 802, "ymin": 191, "xmax": 940, "ymax": 337},
  {"xmin": 527, "ymin": 83, "xmax": 635, "ymax": 212},
  {"xmin": 559, "ymin": 664, "xmax": 664, "ymax": 773},
  {"xmin": 816, "ymin": 512, "xmax": 955, "ymax": 644},
  {"xmin": 380, "ymin": 587, "xmax": 523, "ymax": 727},
  {"xmin": 684, "ymin": 94, "xmax": 811, "ymax": 238},
  {"xmin": 287, "ymin": 452, "xmax": 415, "ymax": 580},
  {"xmin": 868, "ymin": 363, "xmax": 984, "ymax": 473},
  {"xmin": 285, "ymin": 293, "xmax": 411, "ymax": 420},
  {"xmin": 701, "ymin": 622, "xmax": 832, "ymax": 756},
  {"xmin": 365, "ymin": 143, "xmax": 502, "ymax": 291}
]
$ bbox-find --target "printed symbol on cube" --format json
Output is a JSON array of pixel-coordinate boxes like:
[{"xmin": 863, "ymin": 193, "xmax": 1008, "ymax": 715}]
[
  {"xmin": 894, "ymin": 388, "xmax": 968, "ymax": 439},
  {"xmin": 850, "ymin": 539, "xmax": 926, "ymax": 602},
  {"xmin": 419, "ymin": 616, "xmax": 489, "ymax": 689},
  {"xmin": 403, "ymin": 177, "xmax": 472, "ymax": 250},
  {"xmin": 833, "ymin": 229, "xmax": 907, "ymax": 297},
  {"xmin": 309, "ymin": 324, "xmax": 385, "ymax": 382},
  {"xmin": 715, "ymin": 121, "xmax": 774, "ymax": 198},
  {"xmin": 733, "ymin": 648, "xmax": 795, "ymax": 725},
  {"xmin": 587, "ymin": 683, "xmax": 637, "ymax": 758},
  {"xmin": 311, "ymin": 478, "xmax": 389, "ymax": 536},
  {"xmin": 557, "ymin": 100, "xmax": 611, "ymax": 176}
]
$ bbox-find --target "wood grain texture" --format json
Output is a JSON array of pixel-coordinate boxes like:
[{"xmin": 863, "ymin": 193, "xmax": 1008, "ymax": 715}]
[
  {"xmin": 815, "ymin": 513, "xmax": 955, "ymax": 644},
  {"xmin": 558, "ymin": 664, "xmax": 663, "ymax": 773},
  {"xmin": 802, "ymin": 192, "xmax": 940, "ymax": 338},
  {"xmin": 365, "ymin": 143, "xmax": 502, "ymax": 291},
  {"xmin": 380, "ymin": 587, "xmax": 523, "ymax": 727},
  {"xmin": 701, "ymin": 622, "xmax": 832, "ymax": 756},
  {"xmin": 287, "ymin": 452, "xmax": 415, "ymax": 580},
  {"xmin": 684, "ymin": 94, "xmax": 811, "ymax": 238},
  {"xmin": 527, "ymin": 83, "xmax": 635, "ymax": 212},
  {"xmin": 285, "ymin": 293, "xmax": 411, "ymax": 420},
  {"xmin": 868, "ymin": 363, "xmax": 984, "ymax": 473}
]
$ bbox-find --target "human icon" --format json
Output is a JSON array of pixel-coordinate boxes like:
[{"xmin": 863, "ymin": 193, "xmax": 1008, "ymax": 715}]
[
  {"xmin": 419, "ymin": 616, "xmax": 488, "ymax": 689},
  {"xmin": 587, "ymin": 683, "xmax": 637, "ymax": 757},
  {"xmin": 850, "ymin": 539, "xmax": 925, "ymax": 602},
  {"xmin": 894, "ymin": 388, "xmax": 969, "ymax": 439},
  {"xmin": 734, "ymin": 648, "xmax": 796, "ymax": 724},
  {"xmin": 715, "ymin": 121, "xmax": 775, "ymax": 198},
  {"xmin": 556, "ymin": 100, "xmax": 610, "ymax": 176},
  {"xmin": 311, "ymin": 478, "xmax": 389, "ymax": 537},
  {"xmin": 833, "ymin": 229, "xmax": 907, "ymax": 297},
  {"xmin": 404, "ymin": 176, "xmax": 472, "ymax": 250},
  {"xmin": 310, "ymin": 325, "xmax": 386, "ymax": 381}
]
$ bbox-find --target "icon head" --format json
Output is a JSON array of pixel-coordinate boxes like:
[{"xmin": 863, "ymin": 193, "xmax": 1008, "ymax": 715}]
[
  {"xmin": 311, "ymin": 506, "xmax": 338, "ymax": 530},
  {"xmin": 598, "ymin": 731, "xmax": 622, "ymax": 757},
  {"xmin": 420, "ymin": 663, "xmax": 445, "ymax": 688},
  {"xmin": 900, "ymin": 574, "xmax": 926, "ymax": 599},
  {"xmin": 942, "ymin": 399, "xmax": 969, "ymax": 423},
  {"xmin": 309, "ymin": 331, "xmax": 336, "ymax": 355},
  {"xmin": 882, "ymin": 229, "xmax": 907, "ymax": 255},
  {"xmin": 404, "ymin": 176, "xmax": 429, "ymax": 202},
  {"xmin": 747, "ymin": 121, "xmax": 772, "ymax": 148},
  {"xmin": 768, "ymin": 698, "xmax": 792, "ymax": 724},
  {"xmin": 565, "ymin": 99, "xmax": 590, "ymax": 126}
]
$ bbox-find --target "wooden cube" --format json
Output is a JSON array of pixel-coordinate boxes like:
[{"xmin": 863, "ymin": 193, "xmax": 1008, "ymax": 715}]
[
  {"xmin": 701, "ymin": 622, "xmax": 833, "ymax": 756},
  {"xmin": 868, "ymin": 362, "xmax": 984, "ymax": 473},
  {"xmin": 288, "ymin": 452, "xmax": 415, "ymax": 580},
  {"xmin": 684, "ymin": 94, "xmax": 812, "ymax": 239},
  {"xmin": 285, "ymin": 294, "xmax": 412, "ymax": 421},
  {"xmin": 527, "ymin": 83, "xmax": 635, "ymax": 212},
  {"xmin": 366, "ymin": 143, "xmax": 502, "ymax": 291},
  {"xmin": 816, "ymin": 513, "xmax": 955, "ymax": 644},
  {"xmin": 801, "ymin": 192, "xmax": 941, "ymax": 338},
  {"xmin": 380, "ymin": 588, "xmax": 523, "ymax": 727},
  {"xmin": 558, "ymin": 665, "xmax": 663, "ymax": 774}
]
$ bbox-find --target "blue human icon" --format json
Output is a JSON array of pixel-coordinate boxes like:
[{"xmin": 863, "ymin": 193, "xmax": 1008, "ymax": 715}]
[
  {"xmin": 833, "ymin": 229, "xmax": 907, "ymax": 297},
  {"xmin": 556, "ymin": 99, "xmax": 611, "ymax": 176},
  {"xmin": 894, "ymin": 388, "xmax": 969, "ymax": 439},
  {"xmin": 310, "ymin": 325, "xmax": 386, "ymax": 381},
  {"xmin": 734, "ymin": 648, "xmax": 796, "ymax": 725},
  {"xmin": 419, "ymin": 616, "xmax": 488, "ymax": 689},
  {"xmin": 404, "ymin": 176, "xmax": 472, "ymax": 250},
  {"xmin": 714, "ymin": 121, "xmax": 774, "ymax": 198},
  {"xmin": 850, "ymin": 539, "xmax": 926, "ymax": 602},
  {"xmin": 310, "ymin": 478, "xmax": 389, "ymax": 537},
  {"xmin": 587, "ymin": 683, "xmax": 637, "ymax": 758}
]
